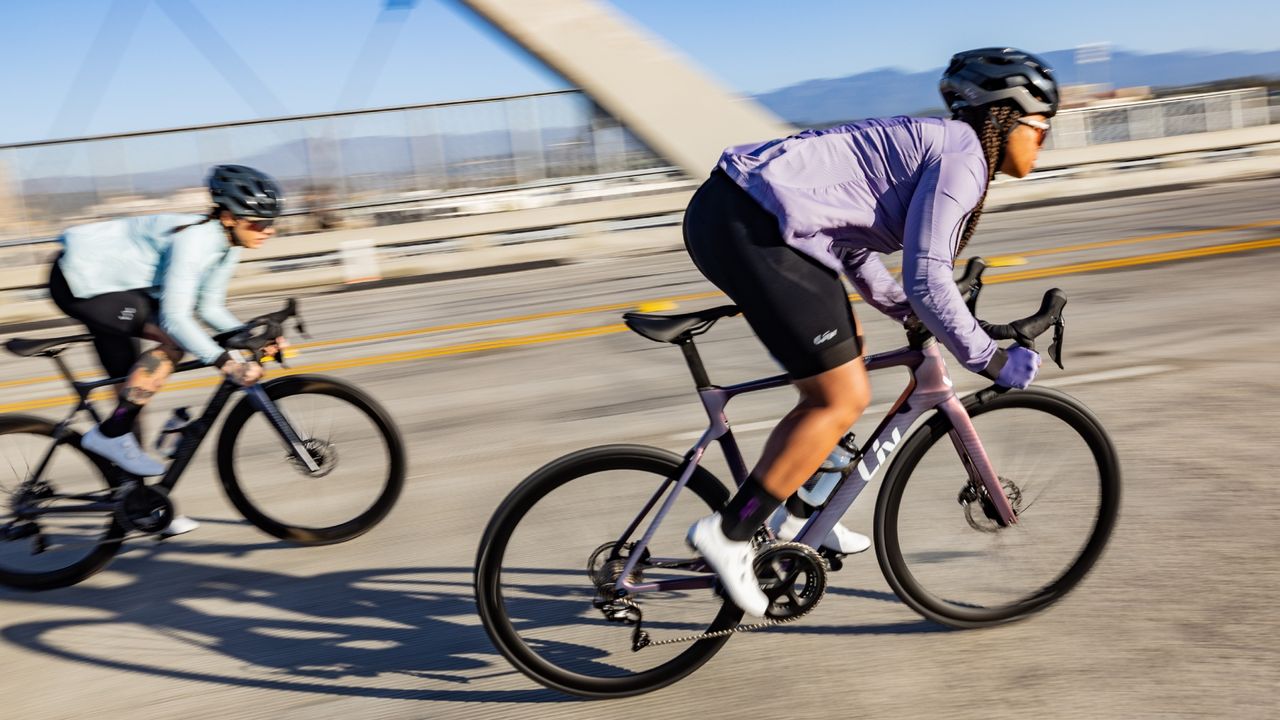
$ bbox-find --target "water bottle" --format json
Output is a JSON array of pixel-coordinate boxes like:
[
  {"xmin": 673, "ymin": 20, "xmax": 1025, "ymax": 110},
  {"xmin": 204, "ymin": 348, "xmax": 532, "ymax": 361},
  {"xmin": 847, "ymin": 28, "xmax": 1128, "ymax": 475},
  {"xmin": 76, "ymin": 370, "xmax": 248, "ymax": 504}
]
[
  {"xmin": 155, "ymin": 407, "xmax": 192, "ymax": 459},
  {"xmin": 797, "ymin": 433, "xmax": 859, "ymax": 507}
]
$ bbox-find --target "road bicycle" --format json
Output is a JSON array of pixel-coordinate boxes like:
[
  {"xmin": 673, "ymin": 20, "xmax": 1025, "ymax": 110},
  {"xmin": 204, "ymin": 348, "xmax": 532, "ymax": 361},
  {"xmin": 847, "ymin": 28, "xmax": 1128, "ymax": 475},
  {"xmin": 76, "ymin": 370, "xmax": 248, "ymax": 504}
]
[
  {"xmin": 0, "ymin": 300, "xmax": 405, "ymax": 590},
  {"xmin": 474, "ymin": 258, "xmax": 1121, "ymax": 697}
]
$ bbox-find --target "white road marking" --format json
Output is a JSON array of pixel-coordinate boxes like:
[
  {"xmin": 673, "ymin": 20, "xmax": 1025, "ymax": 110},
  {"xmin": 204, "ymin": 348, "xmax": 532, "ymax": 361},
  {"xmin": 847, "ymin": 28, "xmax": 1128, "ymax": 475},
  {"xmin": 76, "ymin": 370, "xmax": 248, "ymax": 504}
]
[{"xmin": 1038, "ymin": 364, "xmax": 1175, "ymax": 388}]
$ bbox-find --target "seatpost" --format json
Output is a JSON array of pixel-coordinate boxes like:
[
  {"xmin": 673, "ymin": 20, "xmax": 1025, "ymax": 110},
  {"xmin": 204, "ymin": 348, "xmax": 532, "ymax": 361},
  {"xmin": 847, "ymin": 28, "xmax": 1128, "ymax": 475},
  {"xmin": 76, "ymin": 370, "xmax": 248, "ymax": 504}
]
[
  {"xmin": 49, "ymin": 352, "xmax": 78, "ymax": 387},
  {"xmin": 678, "ymin": 338, "xmax": 712, "ymax": 389}
]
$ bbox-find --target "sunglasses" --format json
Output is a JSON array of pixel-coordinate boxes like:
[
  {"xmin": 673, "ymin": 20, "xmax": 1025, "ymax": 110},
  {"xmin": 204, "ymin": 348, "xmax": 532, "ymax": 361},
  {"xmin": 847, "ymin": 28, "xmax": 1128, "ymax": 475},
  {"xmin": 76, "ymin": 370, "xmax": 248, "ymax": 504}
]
[
  {"xmin": 241, "ymin": 217, "xmax": 276, "ymax": 231},
  {"xmin": 1016, "ymin": 117, "xmax": 1052, "ymax": 146}
]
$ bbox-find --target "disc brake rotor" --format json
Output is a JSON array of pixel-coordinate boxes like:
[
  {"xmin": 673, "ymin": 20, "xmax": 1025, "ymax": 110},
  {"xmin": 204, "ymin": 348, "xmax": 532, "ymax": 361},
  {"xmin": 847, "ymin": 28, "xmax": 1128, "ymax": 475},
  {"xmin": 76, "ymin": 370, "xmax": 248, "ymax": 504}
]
[
  {"xmin": 288, "ymin": 439, "xmax": 337, "ymax": 478},
  {"xmin": 960, "ymin": 477, "xmax": 1024, "ymax": 533}
]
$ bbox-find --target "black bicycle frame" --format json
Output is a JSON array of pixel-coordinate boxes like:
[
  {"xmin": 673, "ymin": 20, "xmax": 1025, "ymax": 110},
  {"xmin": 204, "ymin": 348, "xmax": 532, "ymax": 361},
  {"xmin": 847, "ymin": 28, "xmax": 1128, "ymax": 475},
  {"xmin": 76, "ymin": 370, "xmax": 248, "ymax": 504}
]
[{"xmin": 14, "ymin": 351, "xmax": 316, "ymax": 520}]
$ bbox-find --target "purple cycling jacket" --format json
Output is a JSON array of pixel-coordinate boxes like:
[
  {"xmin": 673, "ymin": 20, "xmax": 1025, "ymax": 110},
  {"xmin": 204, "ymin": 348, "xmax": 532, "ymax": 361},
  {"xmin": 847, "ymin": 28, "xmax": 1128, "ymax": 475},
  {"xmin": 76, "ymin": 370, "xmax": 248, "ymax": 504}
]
[{"xmin": 717, "ymin": 116, "xmax": 997, "ymax": 373}]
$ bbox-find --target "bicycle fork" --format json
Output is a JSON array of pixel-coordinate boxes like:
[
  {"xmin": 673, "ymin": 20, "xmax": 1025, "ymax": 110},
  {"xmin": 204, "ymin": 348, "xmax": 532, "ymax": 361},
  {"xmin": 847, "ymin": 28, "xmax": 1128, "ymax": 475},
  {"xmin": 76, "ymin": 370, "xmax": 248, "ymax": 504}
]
[
  {"xmin": 243, "ymin": 385, "xmax": 321, "ymax": 474},
  {"xmin": 938, "ymin": 395, "xmax": 1018, "ymax": 526}
]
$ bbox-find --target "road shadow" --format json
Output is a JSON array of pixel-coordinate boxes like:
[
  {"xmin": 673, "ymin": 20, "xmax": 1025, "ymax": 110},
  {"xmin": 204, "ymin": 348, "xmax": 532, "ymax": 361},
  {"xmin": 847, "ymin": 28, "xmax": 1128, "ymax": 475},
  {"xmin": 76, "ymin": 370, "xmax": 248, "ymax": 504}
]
[
  {"xmin": 0, "ymin": 533, "xmax": 949, "ymax": 703},
  {"xmin": 0, "ymin": 537, "xmax": 569, "ymax": 703}
]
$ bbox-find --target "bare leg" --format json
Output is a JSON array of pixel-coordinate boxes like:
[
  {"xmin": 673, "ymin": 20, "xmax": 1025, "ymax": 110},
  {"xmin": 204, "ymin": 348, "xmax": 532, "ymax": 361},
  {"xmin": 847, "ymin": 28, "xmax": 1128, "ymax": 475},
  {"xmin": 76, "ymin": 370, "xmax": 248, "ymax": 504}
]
[
  {"xmin": 715, "ymin": 354, "xmax": 872, "ymax": 542},
  {"xmin": 754, "ymin": 356, "xmax": 872, "ymax": 500},
  {"xmin": 99, "ymin": 324, "xmax": 184, "ymax": 438}
]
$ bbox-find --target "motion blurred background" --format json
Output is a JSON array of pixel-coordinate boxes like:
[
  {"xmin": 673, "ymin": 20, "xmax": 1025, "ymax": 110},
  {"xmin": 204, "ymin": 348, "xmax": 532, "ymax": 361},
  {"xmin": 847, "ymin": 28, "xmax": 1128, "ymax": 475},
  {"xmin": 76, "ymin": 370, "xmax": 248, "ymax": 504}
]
[{"xmin": 1, "ymin": 2, "xmax": 1277, "ymax": 718}]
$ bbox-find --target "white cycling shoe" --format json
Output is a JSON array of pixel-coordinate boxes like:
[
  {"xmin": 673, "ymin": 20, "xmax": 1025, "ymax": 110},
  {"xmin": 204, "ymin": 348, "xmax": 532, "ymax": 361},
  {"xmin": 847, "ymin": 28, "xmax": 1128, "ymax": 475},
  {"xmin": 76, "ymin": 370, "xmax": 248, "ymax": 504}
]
[
  {"xmin": 687, "ymin": 513, "xmax": 770, "ymax": 617},
  {"xmin": 81, "ymin": 427, "xmax": 167, "ymax": 477},
  {"xmin": 158, "ymin": 515, "xmax": 200, "ymax": 539},
  {"xmin": 769, "ymin": 507, "xmax": 872, "ymax": 555}
]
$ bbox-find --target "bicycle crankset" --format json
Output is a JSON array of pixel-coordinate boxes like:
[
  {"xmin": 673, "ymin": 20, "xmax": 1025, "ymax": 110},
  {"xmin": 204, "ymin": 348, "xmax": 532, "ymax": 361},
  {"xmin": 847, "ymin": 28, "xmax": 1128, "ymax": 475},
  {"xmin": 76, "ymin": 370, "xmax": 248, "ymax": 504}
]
[
  {"xmin": 114, "ymin": 482, "xmax": 174, "ymax": 534},
  {"xmin": 755, "ymin": 541, "xmax": 828, "ymax": 621},
  {"xmin": 957, "ymin": 477, "xmax": 1024, "ymax": 533},
  {"xmin": 623, "ymin": 541, "xmax": 831, "ymax": 652}
]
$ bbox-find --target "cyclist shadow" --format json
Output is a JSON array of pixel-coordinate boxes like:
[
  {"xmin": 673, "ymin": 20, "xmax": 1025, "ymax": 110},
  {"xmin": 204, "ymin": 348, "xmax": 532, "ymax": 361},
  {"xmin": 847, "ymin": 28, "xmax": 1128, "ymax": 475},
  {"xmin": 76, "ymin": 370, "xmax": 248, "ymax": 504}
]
[
  {"xmin": 0, "ymin": 535, "xmax": 950, "ymax": 704},
  {"xmin": 770, "ymin": 584, "xmax": 956, "ymax": 636},
  {"xmin": 0, "ymin": 537, "xmax": 575, "ymax": 704}
]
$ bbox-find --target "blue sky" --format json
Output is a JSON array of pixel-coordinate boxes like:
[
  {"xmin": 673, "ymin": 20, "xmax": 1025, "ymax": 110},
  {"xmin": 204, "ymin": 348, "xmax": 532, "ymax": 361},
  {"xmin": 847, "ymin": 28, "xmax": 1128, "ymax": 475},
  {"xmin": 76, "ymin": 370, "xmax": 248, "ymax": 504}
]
[{"xmin": 1, "ymin": 0, "xmax": 1277, "ymax": 144}]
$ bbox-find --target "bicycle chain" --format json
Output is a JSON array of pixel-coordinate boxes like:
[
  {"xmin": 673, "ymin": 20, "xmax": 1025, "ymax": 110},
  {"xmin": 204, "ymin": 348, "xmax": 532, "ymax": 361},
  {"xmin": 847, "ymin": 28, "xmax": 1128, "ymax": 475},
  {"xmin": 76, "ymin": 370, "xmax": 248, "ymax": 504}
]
[
  {"xmin": 636, "ymin": 611, "xmax": 806, "ymax": 648},
  {"xmin": 635, "ymin": 541, "xmax": 828, "ymax": 649}
]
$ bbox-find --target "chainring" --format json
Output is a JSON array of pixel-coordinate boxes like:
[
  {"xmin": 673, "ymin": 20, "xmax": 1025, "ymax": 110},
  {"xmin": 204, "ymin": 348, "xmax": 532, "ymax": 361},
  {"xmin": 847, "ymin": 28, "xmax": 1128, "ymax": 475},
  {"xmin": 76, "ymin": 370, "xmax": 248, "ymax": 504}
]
[
  {"xmin": 114, "ymin": 482, "xmax": 174, "ymax": 534},
  {"xmin": 754, "ymin": 541, "xmax": 828, "ymax": 621}
]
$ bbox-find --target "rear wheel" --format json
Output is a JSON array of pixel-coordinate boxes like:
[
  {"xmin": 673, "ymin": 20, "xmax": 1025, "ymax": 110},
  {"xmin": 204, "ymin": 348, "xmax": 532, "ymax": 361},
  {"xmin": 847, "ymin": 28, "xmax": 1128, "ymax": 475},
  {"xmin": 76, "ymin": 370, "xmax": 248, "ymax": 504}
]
[
  {"xmin": 0, "ymin": 416, "xmax": 124, "ymax": 590},
  {"xmin": 475, "ymin": 445, "xmax": 740, "ymax": 698},
  {"xmin": 875, "ymin": 387, "xmax": 1120, "ymax": 628}
]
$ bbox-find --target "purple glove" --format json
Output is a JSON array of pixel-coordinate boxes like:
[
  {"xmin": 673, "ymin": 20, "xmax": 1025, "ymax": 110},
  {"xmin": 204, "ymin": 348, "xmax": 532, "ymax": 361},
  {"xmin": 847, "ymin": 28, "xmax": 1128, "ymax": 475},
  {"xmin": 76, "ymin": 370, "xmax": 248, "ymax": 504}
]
[{"xmin": 995, "ymin": 346, "xmax": 1042, "ymax": 389}]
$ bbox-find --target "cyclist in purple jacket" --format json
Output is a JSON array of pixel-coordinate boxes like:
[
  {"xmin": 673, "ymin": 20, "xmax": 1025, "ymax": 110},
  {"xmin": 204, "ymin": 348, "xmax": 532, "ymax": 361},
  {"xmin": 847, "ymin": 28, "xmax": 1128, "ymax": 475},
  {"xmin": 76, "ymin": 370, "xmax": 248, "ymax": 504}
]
[{"xmin": 685, "ymin": 48, "xmax": 1059, "ymax": 616}]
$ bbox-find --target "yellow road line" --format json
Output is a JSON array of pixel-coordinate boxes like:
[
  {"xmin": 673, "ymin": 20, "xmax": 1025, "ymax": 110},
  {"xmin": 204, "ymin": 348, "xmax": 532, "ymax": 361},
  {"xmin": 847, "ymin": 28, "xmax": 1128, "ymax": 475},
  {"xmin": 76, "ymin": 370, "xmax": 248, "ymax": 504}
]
[
  {"xmin": 979, "ymin": 236, "xmax": 1280, "ymax": 283},
  {"xmin": 4, "ymin": 231, "xmax": 1278, "ymax": 405},
  {"xmin": 284, "ymin": 217, "xmax": 1280, "ymax": 351},
  {"xmin": 999, "ymin": 218, "xmax": 1280, "ymax": 260},
  {"xmin": 0, "ymin": 294, "xmax": 721, "ymax": 391},
  {"xmin": 0, "ymin": 325, "xmax": 629, "ymax": 415}
]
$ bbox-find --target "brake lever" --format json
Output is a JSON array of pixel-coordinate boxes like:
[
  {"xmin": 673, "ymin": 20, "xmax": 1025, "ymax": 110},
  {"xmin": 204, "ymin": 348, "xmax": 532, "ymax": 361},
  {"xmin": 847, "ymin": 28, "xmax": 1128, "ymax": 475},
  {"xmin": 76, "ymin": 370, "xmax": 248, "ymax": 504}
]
[
  {"xmin": 965, "ymin": 276, "xmax": 983, "ymax": 315},
  {"xmin": 1047, "ymin": 316, "xmax": 1066, "ymax": 370}
]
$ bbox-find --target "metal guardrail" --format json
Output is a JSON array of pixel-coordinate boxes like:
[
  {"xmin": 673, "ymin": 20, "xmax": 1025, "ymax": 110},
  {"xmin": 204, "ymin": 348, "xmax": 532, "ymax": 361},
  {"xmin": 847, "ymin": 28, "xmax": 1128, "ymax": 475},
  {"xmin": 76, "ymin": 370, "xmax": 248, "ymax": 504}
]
[
  {"xmin": 1045, "ymin": 87, "xmax": 1272, "ymax": 150},
  {"xmin": 0, "ymin": 88, "xmax": 1274, "ymax": 251},
  {"xmin": 0, "ymin": 89, "xmax": 667, "ymax": 244}
]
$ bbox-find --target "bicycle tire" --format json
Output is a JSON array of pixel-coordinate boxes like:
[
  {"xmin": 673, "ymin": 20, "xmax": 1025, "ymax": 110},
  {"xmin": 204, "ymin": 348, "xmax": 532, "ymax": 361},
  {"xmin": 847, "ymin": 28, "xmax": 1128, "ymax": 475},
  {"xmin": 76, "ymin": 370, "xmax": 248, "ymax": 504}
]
[
  {"xmin": 475, "ymin": 444, "xmax": 741, "ymax": 698},
  {"xmin": 0, "ymin": 415, "xmax": 125, "ymax": 590},
  {"xmin": 875, "ymin": 386, "xmax": 1121, "ymax": 628},
  {"xmin": 216, "ymin": 375, "xmax": 405, "ymax": 545}
]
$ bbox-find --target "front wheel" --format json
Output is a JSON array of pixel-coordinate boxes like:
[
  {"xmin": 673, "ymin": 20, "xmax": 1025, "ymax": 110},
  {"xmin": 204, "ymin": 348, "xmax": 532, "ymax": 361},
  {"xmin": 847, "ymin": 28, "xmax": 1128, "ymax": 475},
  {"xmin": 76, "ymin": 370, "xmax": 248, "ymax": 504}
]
[
  {"xmin": 217, "ymin": 375, "xmax": 405, "ymax": 545},
  {"xmin": 475, "ymin": 445, "xmax": 740, "ymax": 698},
  {"xmin": 875, "ymin": 387, "xmax": 1121, "ymax": 628}
]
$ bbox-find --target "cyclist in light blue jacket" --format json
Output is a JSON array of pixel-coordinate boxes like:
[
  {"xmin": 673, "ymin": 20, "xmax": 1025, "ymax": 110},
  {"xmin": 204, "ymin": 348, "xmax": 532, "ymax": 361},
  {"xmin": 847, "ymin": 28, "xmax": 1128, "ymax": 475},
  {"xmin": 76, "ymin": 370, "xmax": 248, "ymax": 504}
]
[{"xmin": 48, "ymin": 165, "xmax": 284, "ymax": 534}]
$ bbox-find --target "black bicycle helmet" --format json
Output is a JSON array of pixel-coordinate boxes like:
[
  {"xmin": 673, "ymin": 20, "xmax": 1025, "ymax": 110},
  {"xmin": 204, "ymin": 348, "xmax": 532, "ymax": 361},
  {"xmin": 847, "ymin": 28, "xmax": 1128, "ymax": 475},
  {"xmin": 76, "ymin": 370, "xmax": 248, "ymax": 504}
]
[
  {"xmin": 939, "ymin": 47, "xmax": 1059, "ymax": 118},
  {"xmin": 208, "ymin": 164, "xmax": 284, "ymax": 218}
]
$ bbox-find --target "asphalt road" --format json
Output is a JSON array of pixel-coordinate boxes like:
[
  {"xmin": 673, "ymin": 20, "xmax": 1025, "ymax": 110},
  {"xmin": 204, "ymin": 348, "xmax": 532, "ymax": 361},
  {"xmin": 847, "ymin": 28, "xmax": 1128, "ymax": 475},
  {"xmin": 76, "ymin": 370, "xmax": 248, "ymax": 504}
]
[{"xmin": 1, "ymin": 177, "xmax": 1278, "ymax": 719}]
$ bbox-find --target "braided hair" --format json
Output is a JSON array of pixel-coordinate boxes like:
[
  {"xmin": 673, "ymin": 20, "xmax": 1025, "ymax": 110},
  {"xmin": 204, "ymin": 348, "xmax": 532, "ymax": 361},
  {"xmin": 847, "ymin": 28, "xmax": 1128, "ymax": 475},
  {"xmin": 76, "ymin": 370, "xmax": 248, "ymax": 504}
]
[{"xmin": 952, "ymin": 104, "xmax": 1023, "ymax": 257}]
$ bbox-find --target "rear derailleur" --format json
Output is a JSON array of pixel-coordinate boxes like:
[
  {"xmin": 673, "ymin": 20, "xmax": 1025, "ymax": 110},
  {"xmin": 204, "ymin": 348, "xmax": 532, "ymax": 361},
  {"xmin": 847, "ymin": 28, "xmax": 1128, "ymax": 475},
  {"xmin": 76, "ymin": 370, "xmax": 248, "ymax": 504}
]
[{"xmin": 587, "ymin": 541, "xmax": 651, "ymax": 650}]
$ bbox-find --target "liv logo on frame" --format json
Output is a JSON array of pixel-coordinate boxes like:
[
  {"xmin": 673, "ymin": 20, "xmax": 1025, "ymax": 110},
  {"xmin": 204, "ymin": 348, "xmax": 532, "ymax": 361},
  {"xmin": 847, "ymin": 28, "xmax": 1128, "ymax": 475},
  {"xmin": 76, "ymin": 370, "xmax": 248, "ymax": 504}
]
[{"xmin": 856, "ymin": 427, "xmax": 903, "ymax": 481}]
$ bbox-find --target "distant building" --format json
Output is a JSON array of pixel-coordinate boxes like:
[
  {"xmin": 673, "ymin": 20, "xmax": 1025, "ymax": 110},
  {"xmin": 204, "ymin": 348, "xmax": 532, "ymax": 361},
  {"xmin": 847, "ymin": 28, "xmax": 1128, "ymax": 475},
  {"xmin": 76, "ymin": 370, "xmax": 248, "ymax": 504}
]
[{"xmin": 1060, "ymin": 83, "xmax": 1155, "ymax": 109}]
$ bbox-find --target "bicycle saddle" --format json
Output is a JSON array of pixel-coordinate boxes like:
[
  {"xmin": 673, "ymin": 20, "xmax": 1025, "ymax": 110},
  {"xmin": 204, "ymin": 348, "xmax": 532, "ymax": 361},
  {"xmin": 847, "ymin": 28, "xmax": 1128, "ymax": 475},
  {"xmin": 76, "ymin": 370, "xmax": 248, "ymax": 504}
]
[
  {"xmin": 5, "ymin": 334, "xmax": 95, "ymax": 357},
  {"xmin": 622, "ymin": 305, "xmax": 740, "ymax": 344}
]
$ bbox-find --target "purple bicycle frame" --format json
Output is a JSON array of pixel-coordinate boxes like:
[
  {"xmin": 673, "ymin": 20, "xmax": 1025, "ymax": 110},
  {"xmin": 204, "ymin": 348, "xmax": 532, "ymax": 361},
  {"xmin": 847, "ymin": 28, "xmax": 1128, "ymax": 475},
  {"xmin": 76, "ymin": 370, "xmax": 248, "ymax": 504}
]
[{"xmin": 614, "ymin": 338, "xmax": 1015, "ymax": 597}]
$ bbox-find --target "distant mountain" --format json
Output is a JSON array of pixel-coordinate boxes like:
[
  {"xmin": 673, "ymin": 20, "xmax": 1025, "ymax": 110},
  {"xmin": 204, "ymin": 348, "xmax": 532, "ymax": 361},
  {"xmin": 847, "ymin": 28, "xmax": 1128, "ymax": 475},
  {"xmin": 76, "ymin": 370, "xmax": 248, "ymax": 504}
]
[{"xmin": 754, "ymin": 48, "xmax": 1280, "ymax": 126}]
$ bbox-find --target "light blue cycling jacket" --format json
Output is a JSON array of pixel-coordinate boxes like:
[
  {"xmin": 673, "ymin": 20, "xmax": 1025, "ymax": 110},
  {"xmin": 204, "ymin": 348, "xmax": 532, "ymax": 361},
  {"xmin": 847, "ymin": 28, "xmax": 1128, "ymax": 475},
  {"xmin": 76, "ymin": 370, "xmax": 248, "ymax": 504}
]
[
  {"xmin": 718, "ymin": 116, "xmax": 997, "ymax": 373},
  {"xmin": 57, "ymin": 214, "xmax": 243, "ymax": 364}
]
